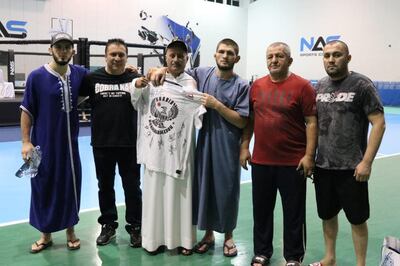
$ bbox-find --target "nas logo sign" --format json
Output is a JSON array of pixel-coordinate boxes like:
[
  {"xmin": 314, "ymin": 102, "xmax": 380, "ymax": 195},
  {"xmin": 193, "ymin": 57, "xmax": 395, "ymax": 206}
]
[
  {"xmin": 0, "ymin": 20, "xmax": 28, "ymax": 39},
  {"xmin": 299, "ymin": 35, "xmax": 340, "ymax": 57}
]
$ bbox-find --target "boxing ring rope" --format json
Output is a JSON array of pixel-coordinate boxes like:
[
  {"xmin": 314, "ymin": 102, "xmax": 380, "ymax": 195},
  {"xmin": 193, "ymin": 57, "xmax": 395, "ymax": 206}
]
[
  {"xmin": 0, "ymin": 38, "xmax": 166, "ymax": 126},
  {"xmin": 0, "ymin": 38, "xmax": 166, "ymax": 85}
]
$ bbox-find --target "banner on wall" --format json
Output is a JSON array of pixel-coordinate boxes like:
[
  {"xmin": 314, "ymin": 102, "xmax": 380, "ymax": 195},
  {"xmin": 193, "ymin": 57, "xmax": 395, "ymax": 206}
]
[
  {"xmin": 160, "ymin": 16, "xmax": 201, "ymax": 68},
  {"xmin": 136, "ymin": 11, "xmax": 201, "ymax": 68},
  {"xmin": 299, "ymin": 35, "xmax": 341, "ymax": 57},
  {"xmin": 0, "ymin": 19, "xmax": 27, "ymax": 39}
]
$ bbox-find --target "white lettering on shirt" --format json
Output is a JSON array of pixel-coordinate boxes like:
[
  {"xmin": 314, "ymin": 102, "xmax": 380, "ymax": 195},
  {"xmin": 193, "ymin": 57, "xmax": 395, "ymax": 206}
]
[
  {"xmin": 94, "ymin": 82, "xmax": 134, "ymax": 94},
  {"xmin": 316, "ymin": 92, "xmax": 356, "ymax": 103}
]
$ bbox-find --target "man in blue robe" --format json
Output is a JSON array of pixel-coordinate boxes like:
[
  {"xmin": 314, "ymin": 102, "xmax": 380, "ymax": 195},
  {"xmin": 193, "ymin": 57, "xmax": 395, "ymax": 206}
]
[
  {"xmin": 190, "ymin": 39, "xmax": 249, "ymax": 257},
  {"xmin": 20, "ymin": 32, "xmax": 87, "ymax": 253}
]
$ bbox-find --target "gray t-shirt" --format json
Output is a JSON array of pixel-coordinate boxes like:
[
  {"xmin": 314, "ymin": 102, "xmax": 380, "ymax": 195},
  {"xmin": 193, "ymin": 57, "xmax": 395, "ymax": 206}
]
[{"xmin": 315, "ymin": 71, "xmax": 384, "ymax": 170}]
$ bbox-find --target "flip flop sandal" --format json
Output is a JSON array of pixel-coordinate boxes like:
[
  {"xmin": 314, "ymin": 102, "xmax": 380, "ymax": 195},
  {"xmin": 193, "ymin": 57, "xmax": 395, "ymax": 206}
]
[
  {"xmin": 67, "ymin": 238, "xmax": 81, "ymax": 250},
  {"xmin": 30, "ymin": 240, "xmax": 53, "ymax": 254},
  {"xmin": 145, "ymin": 245, "xmax": 166, "ymax": 256},
  {"xmin": 251, "ymin": 255, "xmax": 270, "ymax": 266},
  {"xmin": 223, "ymin": 242, "xmax": 238, "ymax": 257},
  {"xmin": 178, "ymin": 247, "xmax": 193, "ymax": 256},
  {"xmin": 193, "ymin": 239, "xmax": 215, "ymax": 254}
]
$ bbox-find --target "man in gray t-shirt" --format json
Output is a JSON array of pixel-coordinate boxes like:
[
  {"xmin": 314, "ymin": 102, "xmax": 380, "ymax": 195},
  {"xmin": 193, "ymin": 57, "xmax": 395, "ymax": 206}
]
[
  {"xmin": 311, "ymin": 40, "xmax": 385, "ymax": 266},
  {"xmin": 316, "ymin": 72, "xmax": 383, "ymax": 169}
]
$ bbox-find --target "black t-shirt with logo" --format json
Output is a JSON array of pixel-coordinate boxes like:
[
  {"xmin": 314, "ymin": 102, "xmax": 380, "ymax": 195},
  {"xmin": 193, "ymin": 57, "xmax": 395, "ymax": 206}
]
[
  {"xmin": 80, "ymin": 67, "xmax": 140, "ymax": 147},
  {"xmin": 315, "ymin": 71, "xmax": 384, "ymax": 169}
]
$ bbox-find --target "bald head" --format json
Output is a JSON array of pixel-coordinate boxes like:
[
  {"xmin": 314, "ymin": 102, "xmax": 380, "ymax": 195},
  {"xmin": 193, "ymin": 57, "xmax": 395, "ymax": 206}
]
[
  {"xmin": 266, "ymin": 42, "xmax": 293, "ymax": 82},
  {"xmin": 267, "ymin": 42, "xmax": 291, "ymax": 58},
  {"xmin": 324, "ymin": 40, "xmax": 349, "ymax": 55},
  {"xmin": 323, "ymin": 40, "xmax": 351, "ymax": 80}
]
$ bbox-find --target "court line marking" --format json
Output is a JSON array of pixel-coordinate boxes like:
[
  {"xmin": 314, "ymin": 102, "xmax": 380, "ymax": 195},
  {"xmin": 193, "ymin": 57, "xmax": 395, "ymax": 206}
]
[
  {"xmin": 376, "ymin": 153, "xmax": 400, "ymax": 159},
  {"xmin": 0, "ymin": 204, "xmax": 125, "ymax": 227},
  {"xmin": 2, "ymin": 154, "xmax": 399, "ymax": 228},
  {"xmin": 0, "ymin": 219, "xmax": 28, "ymax": 227}
]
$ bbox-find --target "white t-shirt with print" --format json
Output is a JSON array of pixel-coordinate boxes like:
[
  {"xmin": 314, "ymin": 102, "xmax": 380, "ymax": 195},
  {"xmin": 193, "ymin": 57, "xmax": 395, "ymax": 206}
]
[{"xmin": 131, "ymin": 72, "xmax": 206, "ymax": 179}]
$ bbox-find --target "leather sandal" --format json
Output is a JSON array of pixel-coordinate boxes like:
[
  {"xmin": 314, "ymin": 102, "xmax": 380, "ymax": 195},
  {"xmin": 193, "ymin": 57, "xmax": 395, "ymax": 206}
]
[
  {"xmin": 223, "ymin": 241, "xmax": 238, "ymax": 257},
  {"xmin": 193, "ymin": 239, "xmax": 215, "ymax": 254},
  {"xmin": 178, "ymin": 247, "xmax": 193, "ymax": 256},
  {"xmin": 30, "ymin": 240, "xmax": 53, "ymax": 254},
  {"xmin": 67, "ymin": 238, "xmax": 80, "ymax": 250}
]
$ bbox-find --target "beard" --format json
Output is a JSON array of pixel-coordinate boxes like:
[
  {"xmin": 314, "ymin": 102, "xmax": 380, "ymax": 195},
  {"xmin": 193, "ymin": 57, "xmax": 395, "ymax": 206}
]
[
  {"xmin": 326, "ymin": 68, "xmax": 346, "ymax": 79},
  {"xmin": 325, "ymin": 63, "xmax": 349, "ymax": 80},
  {"xmin": 52, "ymin": 54, "xmax": 73, "ymax": 66},
  {"xmin": 216, "ymin": 62, "xmax": 234, "ymax": 71}
]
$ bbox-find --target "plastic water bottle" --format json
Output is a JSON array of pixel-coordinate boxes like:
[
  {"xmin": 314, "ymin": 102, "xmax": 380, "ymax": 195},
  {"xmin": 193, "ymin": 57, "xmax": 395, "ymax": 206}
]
[{"xmin": 15, "ymin": 146, "xmax": 42, "ymax": 178}]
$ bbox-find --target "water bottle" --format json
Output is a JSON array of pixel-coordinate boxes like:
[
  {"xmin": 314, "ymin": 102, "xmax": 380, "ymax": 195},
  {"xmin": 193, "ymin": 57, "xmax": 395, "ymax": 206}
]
[{"xmin": 15, "ymin": 146, "xmax": 42, "ymax": 178}]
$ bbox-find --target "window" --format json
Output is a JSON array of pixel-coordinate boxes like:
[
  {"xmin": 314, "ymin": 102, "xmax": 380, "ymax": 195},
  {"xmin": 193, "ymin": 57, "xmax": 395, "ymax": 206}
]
[
  {"xmin": 205, "ymin": 0, "xmax": 240, "ymax": 7},
  {"xmin": 227, "ymin": 0, "xmax": 240, "ymax": 6}
]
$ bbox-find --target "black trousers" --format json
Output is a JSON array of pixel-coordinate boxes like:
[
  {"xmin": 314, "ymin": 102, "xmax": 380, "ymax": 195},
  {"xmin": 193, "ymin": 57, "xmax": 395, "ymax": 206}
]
[
  {"xmin": 93, "ymin": 147, "xmax": 142, "ymax": 228},
  {"xmin": 251, "ymin": 164, "xmax": 306, "ymax": 262}
]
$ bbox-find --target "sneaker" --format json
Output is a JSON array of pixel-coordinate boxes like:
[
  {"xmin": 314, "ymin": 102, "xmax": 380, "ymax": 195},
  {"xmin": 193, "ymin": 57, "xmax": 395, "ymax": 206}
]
[
  {"xmin": 96, "ymin": 224, "xmax": 116, "ymax": 245},
  {"xmin": 125, "ymin": 224, "xmax": 141, "ymax": 248}
]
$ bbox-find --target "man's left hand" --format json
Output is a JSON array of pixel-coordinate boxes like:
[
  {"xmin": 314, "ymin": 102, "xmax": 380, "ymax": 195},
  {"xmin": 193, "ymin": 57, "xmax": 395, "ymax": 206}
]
[
  {"xmin": 135, "ymin": 77, "xmax": 148, "ymax": 88},
  {"xmin": 125, "ymin": 64, "xmax": 140, "ymax": 74},
  {"xmin": 297, "ymin": 155, "xmax": 314, "ymax": 178},
  {"xmin": 354, "ymin": 160, "xmax": 371, "ymax": 182},
  {"xmin": 201, "ymin": 93, "xmax": 221, "ymax": 110}
]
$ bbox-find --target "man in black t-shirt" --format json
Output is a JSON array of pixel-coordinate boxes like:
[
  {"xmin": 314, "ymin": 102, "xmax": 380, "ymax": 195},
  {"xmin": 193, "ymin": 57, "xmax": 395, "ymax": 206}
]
[
  {"xmin": 80, "ymin": 38, "xmax": 142, "ymax": 248},
  {"xmin": 310, "ymin": 40, "xmax": 385, "ymax": 266}
]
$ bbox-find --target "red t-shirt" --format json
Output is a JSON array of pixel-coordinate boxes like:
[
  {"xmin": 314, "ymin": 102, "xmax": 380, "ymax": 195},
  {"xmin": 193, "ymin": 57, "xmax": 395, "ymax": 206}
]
[{"xmin": 250, "ymin": 73, "xmax": 316, "ymax": 166}]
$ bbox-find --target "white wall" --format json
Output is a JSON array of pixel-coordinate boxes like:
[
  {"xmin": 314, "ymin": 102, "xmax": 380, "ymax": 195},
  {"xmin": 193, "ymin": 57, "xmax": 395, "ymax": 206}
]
[
  {"xmin": 1, "ymin": 0, "xmax": 399, "ymax": 82},
  {"xmin": 0, "ymin": 0, "xmax": 248, "ymax": 79},
  {"xmin": 246, "ymin": 0, "xmax": 400, "ymax": 81}
]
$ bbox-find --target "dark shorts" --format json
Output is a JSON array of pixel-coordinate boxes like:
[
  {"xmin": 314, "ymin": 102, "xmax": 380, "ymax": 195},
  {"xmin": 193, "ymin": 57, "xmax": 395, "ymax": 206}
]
[{"xmin": 314, "ymin": 167, "xmax": 369, "ymax": 225}]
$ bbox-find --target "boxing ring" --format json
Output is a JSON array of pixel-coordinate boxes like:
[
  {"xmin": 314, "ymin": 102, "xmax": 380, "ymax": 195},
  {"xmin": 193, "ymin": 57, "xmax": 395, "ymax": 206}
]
[{"xmin": 0, "ymin": 38, "xmax": 165, "ymax": 126}]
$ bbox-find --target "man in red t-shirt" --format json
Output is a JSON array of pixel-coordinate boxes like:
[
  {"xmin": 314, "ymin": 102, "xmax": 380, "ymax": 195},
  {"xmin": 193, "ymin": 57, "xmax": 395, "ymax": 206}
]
[{"xmin": 240, "ymin": 42, "xmax": 317, "ymax": 266}]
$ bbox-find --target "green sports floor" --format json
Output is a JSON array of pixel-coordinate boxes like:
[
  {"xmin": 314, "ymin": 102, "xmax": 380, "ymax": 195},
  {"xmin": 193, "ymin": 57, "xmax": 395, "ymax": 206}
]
[
  {"xmin": 0, "ymin": 154, "xmax": 399, "ymax": 266},
  {"xmin": 1, "ymin": 107, "xmax": 399, "ymax": 266}
]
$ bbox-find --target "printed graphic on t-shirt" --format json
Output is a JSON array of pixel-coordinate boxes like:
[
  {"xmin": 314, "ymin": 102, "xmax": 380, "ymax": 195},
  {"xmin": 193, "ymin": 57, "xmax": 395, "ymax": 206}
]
[
  {"xmin": 149, "ymin": 96, "xmax": 178, "ymax": 135},
  {"xmin": 94, "ymin": 82, "xmax": 133, "ymax": 98},
  {"xmin": 316, "ymin": 91, "xmax": 356, "ymax": 103}
]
